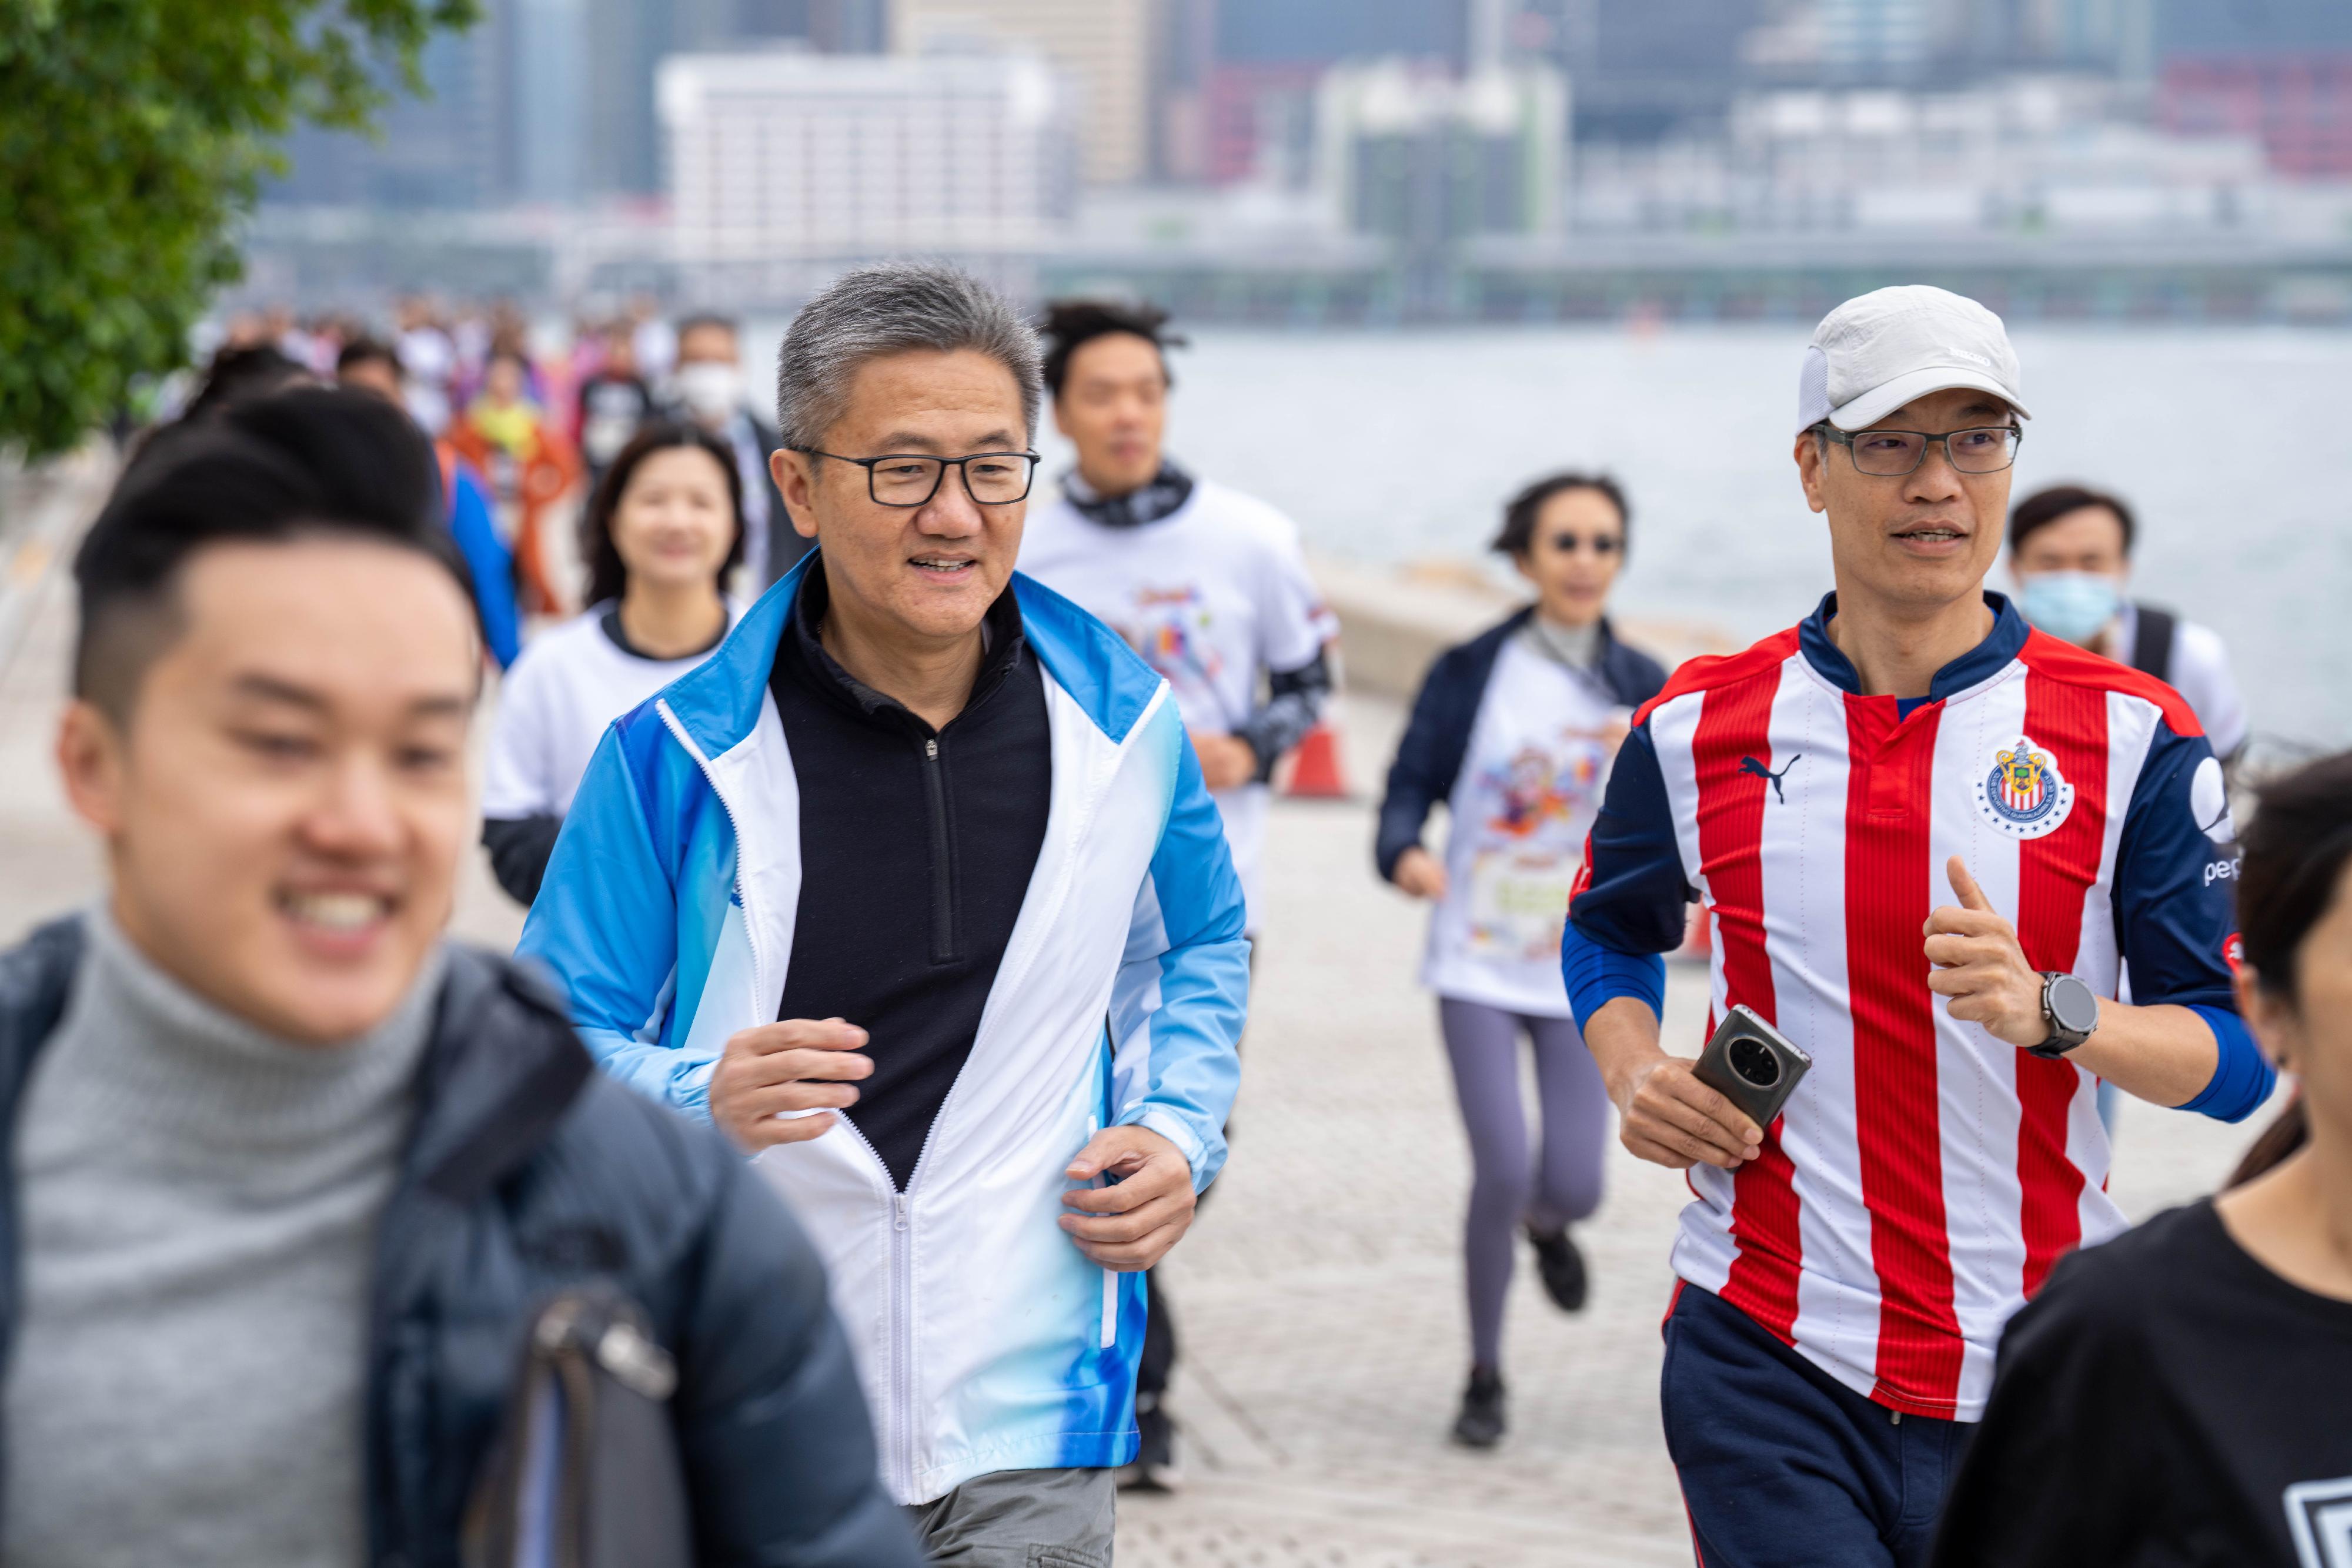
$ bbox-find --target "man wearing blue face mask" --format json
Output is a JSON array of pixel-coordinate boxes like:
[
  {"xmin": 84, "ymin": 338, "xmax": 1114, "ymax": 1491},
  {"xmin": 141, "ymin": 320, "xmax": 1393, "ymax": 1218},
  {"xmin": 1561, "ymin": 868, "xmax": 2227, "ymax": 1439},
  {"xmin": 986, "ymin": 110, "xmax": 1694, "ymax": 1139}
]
[
  {"xmin": 667, "ymin": 313, "xmax": 805, "ymax": 593},
  {"xmin": 2009, "ymin": 485, "xmax": 2248, "ymax": 765}
]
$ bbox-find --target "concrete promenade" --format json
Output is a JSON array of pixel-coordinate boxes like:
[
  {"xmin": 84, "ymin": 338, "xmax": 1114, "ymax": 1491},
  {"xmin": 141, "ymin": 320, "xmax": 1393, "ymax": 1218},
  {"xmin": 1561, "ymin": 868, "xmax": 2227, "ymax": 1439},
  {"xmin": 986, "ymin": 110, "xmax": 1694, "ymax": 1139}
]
[{"xmin": 0, "ymin": 467, "xmax": 2276, "ymax": 1566}]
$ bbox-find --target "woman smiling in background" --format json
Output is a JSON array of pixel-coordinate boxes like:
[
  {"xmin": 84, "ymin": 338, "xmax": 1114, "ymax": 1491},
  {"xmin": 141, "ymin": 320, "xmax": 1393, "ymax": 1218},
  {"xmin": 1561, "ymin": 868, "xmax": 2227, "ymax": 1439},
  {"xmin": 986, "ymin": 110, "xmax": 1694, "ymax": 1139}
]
[{"xmin": 480, "ymin": 421, "xmax": 744, "ymax": 905}]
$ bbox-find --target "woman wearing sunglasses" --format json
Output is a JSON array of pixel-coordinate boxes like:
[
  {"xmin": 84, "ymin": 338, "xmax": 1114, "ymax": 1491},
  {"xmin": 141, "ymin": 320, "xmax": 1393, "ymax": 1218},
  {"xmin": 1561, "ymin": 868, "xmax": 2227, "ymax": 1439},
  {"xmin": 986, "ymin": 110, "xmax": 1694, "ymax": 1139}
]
[{"xmin": 1375, "ymin": 472, "xmax": 1668, "ymax": 1448}]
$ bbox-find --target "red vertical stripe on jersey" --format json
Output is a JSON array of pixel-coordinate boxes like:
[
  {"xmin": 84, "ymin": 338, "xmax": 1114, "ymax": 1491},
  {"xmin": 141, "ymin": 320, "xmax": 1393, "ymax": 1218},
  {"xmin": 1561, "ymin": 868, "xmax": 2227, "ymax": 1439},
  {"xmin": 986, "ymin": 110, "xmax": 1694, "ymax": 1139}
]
[
  {"xmin": 1843, "ymin": 696, "xmax": 1966, "ymax": 1411},
  {"xmin": 1690, "ymin": 672, "xmax": 1803, "ymax": 1342},
  {"xmin": 2011, "ymin": 670, "xmax": 2109, "ymax": 1295}
]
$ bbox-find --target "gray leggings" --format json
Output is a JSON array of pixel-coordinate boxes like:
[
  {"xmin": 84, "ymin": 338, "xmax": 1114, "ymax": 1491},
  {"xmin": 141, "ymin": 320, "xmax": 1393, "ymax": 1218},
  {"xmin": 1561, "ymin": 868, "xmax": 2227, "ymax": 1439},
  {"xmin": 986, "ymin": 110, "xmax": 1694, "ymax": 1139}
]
[{"xmin": 1438, "ymin": 997, "xmax": 1611, "ymax": 1370}]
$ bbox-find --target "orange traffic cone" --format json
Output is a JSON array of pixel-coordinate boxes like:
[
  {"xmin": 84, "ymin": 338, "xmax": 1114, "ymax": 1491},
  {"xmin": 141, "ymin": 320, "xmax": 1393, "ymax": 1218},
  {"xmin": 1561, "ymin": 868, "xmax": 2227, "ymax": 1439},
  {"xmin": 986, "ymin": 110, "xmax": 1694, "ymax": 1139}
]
[{"xmin": 1282, "ymin": 723, "xmax": 1351, "ymax": 800}]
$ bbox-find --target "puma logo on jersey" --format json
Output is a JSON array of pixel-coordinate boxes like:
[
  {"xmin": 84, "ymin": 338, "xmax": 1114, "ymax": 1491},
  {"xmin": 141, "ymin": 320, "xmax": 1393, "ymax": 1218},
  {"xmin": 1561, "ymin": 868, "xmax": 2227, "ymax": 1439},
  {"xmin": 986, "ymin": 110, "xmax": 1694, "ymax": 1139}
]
[{"xmin": 1740, "ymin": 754, "xmax": 1801, "ymax": 803}]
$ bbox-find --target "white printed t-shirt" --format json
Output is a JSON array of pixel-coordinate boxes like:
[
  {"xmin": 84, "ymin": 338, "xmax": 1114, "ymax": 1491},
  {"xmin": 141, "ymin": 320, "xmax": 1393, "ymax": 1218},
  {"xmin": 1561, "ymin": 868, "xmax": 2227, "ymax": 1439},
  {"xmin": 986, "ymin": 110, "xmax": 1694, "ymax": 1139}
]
[
  {"xmin": 1020, "ymin": 479, "xmax": 1335, "ymax": 932},
  {"xmin": 1425, "ymin": 633, "xmax": 1629, "ymax": 1017},
  {"xmin": 482, "ymin": 602, "xmax": 740, "ymax": 820}
]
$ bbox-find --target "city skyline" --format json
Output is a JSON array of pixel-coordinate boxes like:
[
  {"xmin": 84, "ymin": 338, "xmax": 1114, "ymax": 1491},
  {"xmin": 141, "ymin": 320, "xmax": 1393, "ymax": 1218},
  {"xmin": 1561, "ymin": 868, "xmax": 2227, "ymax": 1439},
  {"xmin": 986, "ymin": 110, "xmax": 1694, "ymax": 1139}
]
[{"xmin": 249, "ymin": 0, "xmax": 2352, "ymax": 325}]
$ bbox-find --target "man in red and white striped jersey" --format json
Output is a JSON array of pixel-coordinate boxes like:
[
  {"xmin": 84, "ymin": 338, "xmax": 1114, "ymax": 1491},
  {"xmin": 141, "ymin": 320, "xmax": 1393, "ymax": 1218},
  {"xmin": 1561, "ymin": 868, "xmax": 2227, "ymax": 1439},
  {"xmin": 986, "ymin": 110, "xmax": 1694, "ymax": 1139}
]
[{"xmin": 1562, "ymin": 286, "xmax": 2273, "ymax": 1568}]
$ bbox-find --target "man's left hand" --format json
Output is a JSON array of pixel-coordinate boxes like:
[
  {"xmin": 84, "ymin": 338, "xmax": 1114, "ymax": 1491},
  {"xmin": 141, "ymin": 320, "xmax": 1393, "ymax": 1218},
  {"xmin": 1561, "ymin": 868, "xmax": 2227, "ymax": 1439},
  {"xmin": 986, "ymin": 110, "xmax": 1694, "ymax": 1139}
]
[
  {"xmin": 1060, "ymin": 1125, "xmax": 1197, "ymax": 1271},
  {"xmin": 1923, "ymin": 855, "xmax": 2057, "ymax": 1050},
  {"xmin": 1192, "ymin": 733, "xmax": 1258, "ymax": 793}
]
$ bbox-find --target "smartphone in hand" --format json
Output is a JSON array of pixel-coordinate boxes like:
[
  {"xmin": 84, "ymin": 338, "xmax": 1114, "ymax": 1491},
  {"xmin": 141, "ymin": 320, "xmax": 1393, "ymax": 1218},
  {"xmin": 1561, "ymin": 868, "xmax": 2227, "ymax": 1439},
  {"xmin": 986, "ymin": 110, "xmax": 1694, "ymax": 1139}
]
[{"xmin": 1693, "ymin": 1005, "xmax": 1813, "ymax": 1131}]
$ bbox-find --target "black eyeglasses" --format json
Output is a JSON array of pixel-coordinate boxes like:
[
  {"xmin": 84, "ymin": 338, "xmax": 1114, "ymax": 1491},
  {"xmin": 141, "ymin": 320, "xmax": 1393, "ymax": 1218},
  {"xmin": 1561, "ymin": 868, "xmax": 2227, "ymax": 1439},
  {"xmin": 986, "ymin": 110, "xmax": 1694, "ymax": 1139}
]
[
  {"xmin": 1541, "ymin": 531, "xmax": 1622, "ymax": 557},
  {"xmin": 1814, "ymin": 423, "xmax": 2022, "ymax": 477},
  {"xmin": 798, "ymin": 449, "xmax": 1041, "ymax": 507}
]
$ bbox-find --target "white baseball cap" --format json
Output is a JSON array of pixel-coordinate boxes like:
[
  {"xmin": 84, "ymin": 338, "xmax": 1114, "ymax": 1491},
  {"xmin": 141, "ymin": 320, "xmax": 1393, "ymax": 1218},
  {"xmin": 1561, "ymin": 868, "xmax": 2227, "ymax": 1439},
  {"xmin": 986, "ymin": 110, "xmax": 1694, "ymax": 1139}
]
[{"xmin": 1795, "ymin": 285, "xmax": 2030, "ymax": 436}]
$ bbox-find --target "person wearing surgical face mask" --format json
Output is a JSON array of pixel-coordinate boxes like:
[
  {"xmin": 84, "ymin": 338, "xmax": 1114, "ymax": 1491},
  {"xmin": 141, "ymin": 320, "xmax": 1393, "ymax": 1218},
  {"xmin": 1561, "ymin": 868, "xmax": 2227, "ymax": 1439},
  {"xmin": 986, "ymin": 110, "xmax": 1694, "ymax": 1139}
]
[
  {"xmin": 666, "ymin": 313, "xmax": 803, "ymax": 592},
  {"xmin": 2008, "ymin": 484, "xmax": 2249, "ymax": 764}
]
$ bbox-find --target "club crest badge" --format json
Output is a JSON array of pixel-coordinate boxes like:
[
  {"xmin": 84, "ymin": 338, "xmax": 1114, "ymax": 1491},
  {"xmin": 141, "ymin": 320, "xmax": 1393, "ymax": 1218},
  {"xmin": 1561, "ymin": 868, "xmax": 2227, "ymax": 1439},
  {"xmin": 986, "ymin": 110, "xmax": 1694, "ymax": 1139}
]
[{"xmin": 1973, "ymin": 735, "xmax": 2076, "ymax": 839}]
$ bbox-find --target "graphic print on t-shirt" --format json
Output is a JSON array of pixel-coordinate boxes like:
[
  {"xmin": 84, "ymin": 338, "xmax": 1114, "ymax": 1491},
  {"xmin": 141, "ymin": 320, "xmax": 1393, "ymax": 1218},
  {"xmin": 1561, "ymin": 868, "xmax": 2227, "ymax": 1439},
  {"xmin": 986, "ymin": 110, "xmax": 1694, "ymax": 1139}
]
[
  {"xmin": 1016, "ymin": 479, "xmax": 1335, "ymax": 935},
  {"xmin": 1462, "ymin": 733, "xmax": 1611, "ymax": 964},
  {"xmin": 1425, "ymin": 634, "xmax": 1628, "ymax": 1017},
  {"xmin": 2288, "ymin": 1476, "xmax": 2352, "ymax": 1568},
  {"xmin": 1119, "ymin": 583, "xmax": 1232, "ymax": 729}
]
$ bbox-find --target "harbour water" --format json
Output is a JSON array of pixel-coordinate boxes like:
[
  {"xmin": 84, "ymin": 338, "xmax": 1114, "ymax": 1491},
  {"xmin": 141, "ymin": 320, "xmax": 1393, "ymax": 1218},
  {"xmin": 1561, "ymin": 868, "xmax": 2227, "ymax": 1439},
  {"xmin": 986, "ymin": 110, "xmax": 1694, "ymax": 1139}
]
[
  {"xmin": 744, "ymin": 315, "xmax": 2347, "ymax": 750},
  {"xmin": 1039, "ymin": 325, "xmax": 2350, "ymax": 753}
]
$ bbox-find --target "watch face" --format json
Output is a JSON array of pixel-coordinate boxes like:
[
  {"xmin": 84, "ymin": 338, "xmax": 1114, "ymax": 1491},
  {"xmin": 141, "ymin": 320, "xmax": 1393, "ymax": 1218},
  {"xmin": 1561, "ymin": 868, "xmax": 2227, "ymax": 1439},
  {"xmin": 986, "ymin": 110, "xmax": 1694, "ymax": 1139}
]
[{"xmin": 2049, "ymin": 974, "xmax": 2100, "ymax": 1037}]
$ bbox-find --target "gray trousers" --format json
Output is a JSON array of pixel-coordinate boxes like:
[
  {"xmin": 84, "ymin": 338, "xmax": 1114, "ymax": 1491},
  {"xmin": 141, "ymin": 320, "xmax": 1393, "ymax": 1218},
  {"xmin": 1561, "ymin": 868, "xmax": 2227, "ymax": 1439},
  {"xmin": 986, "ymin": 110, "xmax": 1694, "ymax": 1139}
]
[
  {"xmin": 1437, "ymin": 997, "xmax": 1611, "ymax": 1369},
  {"xmin": 903, "ymin": 1465, "xmax": 1115, "ymax": 1567}
]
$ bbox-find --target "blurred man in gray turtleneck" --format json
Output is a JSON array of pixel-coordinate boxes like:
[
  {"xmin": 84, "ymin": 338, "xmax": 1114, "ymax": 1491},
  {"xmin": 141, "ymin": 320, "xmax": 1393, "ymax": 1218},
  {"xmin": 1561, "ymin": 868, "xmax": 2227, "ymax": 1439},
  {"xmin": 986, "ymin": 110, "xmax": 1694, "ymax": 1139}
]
[{"xmin": 0, "ymin": 387, "xmax": 921, "ymax": 1568}]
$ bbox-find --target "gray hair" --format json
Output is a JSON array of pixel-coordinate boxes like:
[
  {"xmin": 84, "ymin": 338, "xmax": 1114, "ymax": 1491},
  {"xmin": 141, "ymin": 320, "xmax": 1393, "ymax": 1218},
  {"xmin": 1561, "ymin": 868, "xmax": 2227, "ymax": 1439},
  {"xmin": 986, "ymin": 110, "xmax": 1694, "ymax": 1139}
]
[{"xmin": 774, "ymin": 261, "xmax": 1043, "ymax": 453}]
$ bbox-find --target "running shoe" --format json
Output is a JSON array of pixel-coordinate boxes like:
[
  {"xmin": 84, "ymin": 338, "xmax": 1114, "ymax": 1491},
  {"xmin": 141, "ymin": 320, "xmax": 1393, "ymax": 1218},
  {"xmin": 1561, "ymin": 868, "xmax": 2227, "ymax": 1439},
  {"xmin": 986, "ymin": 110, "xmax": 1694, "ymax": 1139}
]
[
  {"xmin": 1118, "ymin": 1395, "xmax": 1182, "ymax": 1492},
  {"xmin": 1527, "ymin": 1225, "xmax": 1589, "ymax": 1313},
  {"xmin": 1451, "ymin": 1366, "xmax": 1506, "ymax": 1449}
]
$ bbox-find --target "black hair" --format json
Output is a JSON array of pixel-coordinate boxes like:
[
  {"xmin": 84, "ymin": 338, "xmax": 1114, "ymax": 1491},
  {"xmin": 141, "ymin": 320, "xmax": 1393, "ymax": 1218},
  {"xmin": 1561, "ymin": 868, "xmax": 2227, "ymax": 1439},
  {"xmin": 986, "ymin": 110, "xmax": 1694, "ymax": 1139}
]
[
  {"xmin": 336, "ymin": 336, "xmax": 400, "ymax": 376},
  {"xmin": 178, "ymin": 344, "xmax": 312, "ymax": 424},
  {"xmin": 578, "ymin": 420, "xmax": 745, "ymax": 609},
  {"xmin": 2223, "ymin": 751, "xmax": 2352, "ymax": 1185},
  {"xmin": 2009, "ymin": 483, "xmax": 2136, "ymax": 558},
  {"xmin": 2234, "ymin": 753, "xmax": 2352, "ymax": 1002},
  {"xmin": 676, "ymin": 312, "xmax": 739, "ymax": 343},
  {"xmin": 1038, "ymin": 299, "xmax": 1186, "ymax": 398},
  {"xmin": 74, "ymin": 386, "xmax": 472, "ymax": 719},
  {"xmin": 1491, "ymin": 472, "xmax": 1631, "ymax": 559}
]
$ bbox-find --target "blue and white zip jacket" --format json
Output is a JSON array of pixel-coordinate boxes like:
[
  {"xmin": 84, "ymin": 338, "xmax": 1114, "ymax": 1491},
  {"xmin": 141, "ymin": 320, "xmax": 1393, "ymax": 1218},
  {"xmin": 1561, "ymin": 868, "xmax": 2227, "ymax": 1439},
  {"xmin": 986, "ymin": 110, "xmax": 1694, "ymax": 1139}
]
[{"xmin": 517, "ymin": 556, "xmax": 1249, "ymax": 1503}]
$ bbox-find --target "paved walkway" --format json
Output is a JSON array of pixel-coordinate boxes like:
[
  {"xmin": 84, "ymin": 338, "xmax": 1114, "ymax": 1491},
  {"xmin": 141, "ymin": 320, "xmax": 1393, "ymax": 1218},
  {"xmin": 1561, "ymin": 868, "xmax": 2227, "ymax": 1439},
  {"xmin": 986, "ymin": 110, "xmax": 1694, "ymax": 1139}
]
[{"xmin": 0, "ymin": 464, "xmax": 2275, "ymax": 1566}]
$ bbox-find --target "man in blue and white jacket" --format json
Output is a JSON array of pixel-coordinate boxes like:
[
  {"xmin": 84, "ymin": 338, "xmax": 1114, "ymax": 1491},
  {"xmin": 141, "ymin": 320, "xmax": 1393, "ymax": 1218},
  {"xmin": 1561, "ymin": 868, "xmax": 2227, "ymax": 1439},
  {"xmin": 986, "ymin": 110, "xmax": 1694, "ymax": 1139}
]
[{"xmin": 519, "ymin": 261, "xmax": 1248, "ymax": 1564}]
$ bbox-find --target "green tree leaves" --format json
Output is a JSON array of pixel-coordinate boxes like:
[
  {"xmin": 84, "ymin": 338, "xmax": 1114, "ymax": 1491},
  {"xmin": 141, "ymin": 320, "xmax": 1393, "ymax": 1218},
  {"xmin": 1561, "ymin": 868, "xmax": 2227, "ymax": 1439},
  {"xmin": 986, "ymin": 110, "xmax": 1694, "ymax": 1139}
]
[{"xmin": 0, "ymin": 0, "xmax": 477, "ymax": 456}]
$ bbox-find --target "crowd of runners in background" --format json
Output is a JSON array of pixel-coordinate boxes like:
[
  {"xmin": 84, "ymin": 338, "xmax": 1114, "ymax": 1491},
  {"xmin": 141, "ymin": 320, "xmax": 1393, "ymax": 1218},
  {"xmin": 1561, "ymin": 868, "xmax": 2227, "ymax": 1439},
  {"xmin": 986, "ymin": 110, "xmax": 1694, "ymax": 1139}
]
[{"xmin": 42, "ymin": 269, "xmax": 2341, "ymax": 1568}]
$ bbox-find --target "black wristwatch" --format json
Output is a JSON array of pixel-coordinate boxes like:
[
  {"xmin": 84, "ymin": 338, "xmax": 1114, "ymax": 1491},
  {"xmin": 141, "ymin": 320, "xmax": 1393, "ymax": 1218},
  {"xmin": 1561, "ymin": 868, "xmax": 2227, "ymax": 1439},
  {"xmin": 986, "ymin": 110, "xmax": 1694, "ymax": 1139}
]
[{"xmin": 2029, "ymin": 972, "xmax": 2100, "ymax": 1059}]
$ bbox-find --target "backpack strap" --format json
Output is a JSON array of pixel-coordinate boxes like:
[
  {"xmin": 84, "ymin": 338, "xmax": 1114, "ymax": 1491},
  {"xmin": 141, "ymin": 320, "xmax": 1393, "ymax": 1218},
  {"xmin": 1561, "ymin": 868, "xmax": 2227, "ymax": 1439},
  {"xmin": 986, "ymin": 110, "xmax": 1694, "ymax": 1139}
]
[{"xmin": 2129, "ymin": 604, "xmax": 2177, "ymax": 683}]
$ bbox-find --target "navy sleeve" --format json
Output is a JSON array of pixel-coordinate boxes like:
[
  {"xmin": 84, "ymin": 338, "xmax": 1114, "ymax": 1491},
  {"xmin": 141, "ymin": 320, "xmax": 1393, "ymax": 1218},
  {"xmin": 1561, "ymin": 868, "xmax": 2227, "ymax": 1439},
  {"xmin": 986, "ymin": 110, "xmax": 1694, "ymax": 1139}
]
[
  {"xmin": 1566, "ymin": 720, "xmax": 1692, "ymax": 955},
  {"xmin": 2113, "ymin": 721, "xmax": 2273, "ymax": 1121},
  {"xmin": 1374, "ymin": 651, "xmax": 1464, "ymax": 882},
  {"xmin": 2114, "ymin": 723, "xmax": 2238, "ymax": 1011}
]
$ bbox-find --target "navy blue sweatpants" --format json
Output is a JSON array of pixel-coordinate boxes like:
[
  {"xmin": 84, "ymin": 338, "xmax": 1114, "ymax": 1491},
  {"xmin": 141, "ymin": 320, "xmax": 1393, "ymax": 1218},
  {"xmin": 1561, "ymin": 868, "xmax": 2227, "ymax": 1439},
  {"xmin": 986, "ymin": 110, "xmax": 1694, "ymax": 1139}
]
[{"xmin": 1661, "ymin": 1283, "xmax": 1971, "ymax": 1568}]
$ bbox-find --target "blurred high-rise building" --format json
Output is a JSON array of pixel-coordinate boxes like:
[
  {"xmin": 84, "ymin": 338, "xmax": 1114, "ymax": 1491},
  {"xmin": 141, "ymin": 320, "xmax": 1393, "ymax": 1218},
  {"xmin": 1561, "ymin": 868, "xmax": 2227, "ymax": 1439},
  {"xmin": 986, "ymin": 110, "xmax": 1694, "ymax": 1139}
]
[
  {"xmin": 890, "ymin": 0, "xmax": 1151, "ymax": 185},
  {"xmin": 1530, "ymin": 0, "xmax": 1765, "ymax": 141},
  {"xmin": 660, "ymin": 48, "xmax": 1077, "ymax": 265},
  {"xmin": 273, "ymin": 0, "xmax": 839, "ymax": 210},
  {"xmin": 1173, "ymin": 0, "xmax": 1474, "ymax": 184},
  {"xmin": 1318, "ymin": 60, "xmax": 1568, "ymax": 239},
  {"xmin": 811, "ymin": 0, "xmax": 889, "ymax": 52},
  {"xmin": 2155, "ymin": 0, "xmax": 2352, "ymax": 176},
  {"xmin": 1815, "ymin": 0, "xmax": 1932, "ymax": 79},
  {"xmin": 1738, "ymin": 1, "xmax": 2156, "ymax": 94},
  {"xmin": 507, "ymin": 0, "xmax": 591, "ymax": 202},
  {"xmin": 273, "ymin": 28, "xmax": 496, "ymax": 208}
]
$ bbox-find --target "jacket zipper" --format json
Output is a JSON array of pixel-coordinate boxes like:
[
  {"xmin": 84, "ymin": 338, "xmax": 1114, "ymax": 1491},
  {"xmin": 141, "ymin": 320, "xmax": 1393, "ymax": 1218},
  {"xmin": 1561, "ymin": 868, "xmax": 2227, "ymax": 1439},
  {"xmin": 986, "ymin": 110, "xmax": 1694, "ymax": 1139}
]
[
  {"xmin": 918, "ymin": 735, "xmax": 956, "ymax": 963},
  {"xmin": 891, "ymin": 1190, "xmax": 915, "ymax": 1495},
  {"xmin": 654, "ymin": 680, "xmax": 1172, "ymax": 1507}
]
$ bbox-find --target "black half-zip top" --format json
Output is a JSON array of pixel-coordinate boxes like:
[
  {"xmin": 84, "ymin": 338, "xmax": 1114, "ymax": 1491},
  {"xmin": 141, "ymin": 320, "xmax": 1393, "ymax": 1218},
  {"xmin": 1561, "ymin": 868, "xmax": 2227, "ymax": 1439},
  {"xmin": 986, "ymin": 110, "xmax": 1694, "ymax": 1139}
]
[{"xmin": 766, "ymin": 560, "xmax": 1052, "ymax": 1190}]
